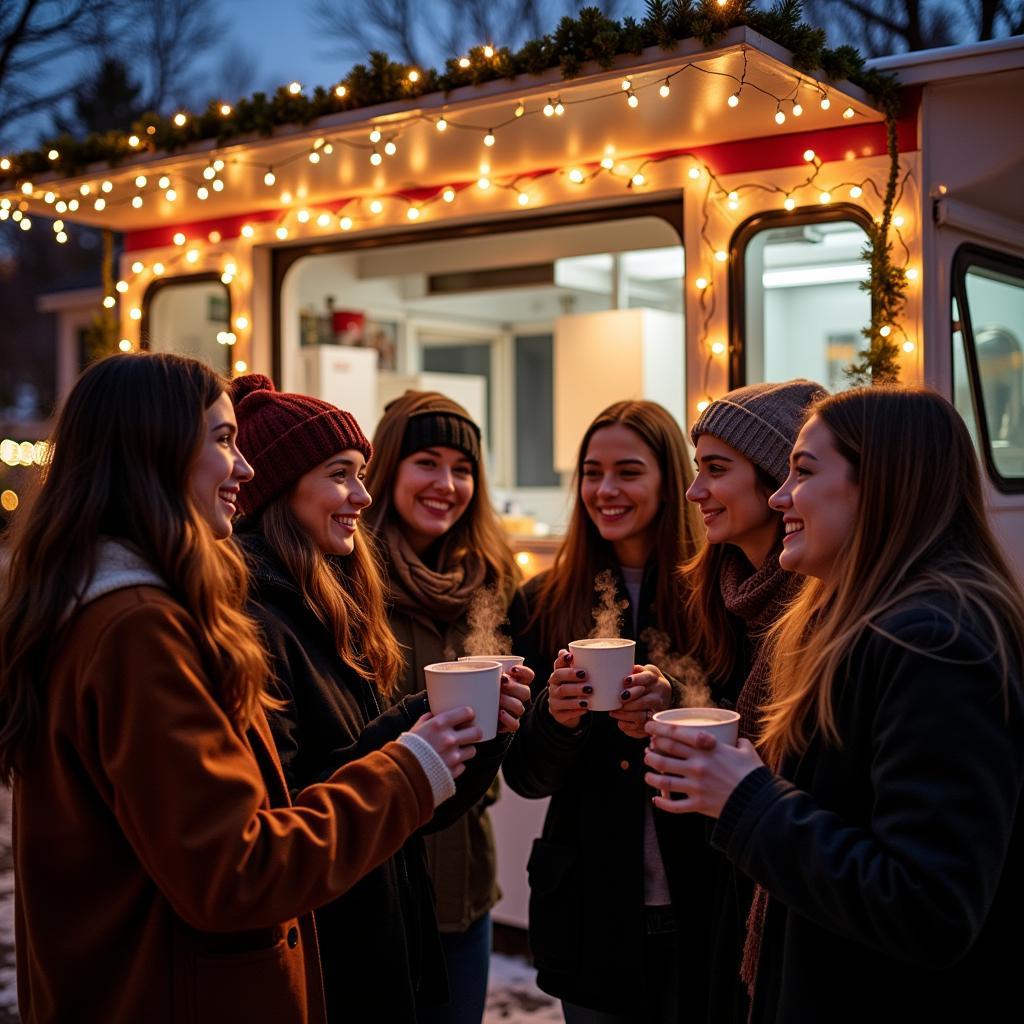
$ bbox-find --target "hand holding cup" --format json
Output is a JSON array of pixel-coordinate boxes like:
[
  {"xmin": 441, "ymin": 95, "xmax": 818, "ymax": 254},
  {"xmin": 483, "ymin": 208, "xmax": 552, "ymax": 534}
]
[
  {"xmin": 643, "ymin": 710, "xmax": 763, "ymax": 817},
  {"xmin": 409, "ymin": 706, "xmax": 483, "ymax": 779},
  {"xmin": 609, "ymin": 662, "xmax": 672, "ymax": 739},
  {"xmin": 545, "ymin": 648, "xmax": 590, "ymax": 730}
]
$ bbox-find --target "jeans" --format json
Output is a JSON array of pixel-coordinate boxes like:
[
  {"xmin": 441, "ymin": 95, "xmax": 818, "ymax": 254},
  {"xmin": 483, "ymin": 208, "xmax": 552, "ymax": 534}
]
[{"xmin": 418, "ymin": 912, "xmax": 492, "ymax": 1024}]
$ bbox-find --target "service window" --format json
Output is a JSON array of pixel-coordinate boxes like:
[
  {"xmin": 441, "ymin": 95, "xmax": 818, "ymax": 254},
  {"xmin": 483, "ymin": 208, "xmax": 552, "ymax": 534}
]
[
  {"xmin": 278, "ymin": 214, "xmax": 684, "ymax": 533},
  {"xmin": 737, "ymin": 209, "xmax": 871, "ymax": 391},
  {"xmin": 952, "ymin": 246, "xmax": 1024, "ymax": 489},
  {"xmin": 143, "ymin": 276, "xmax": 232, "ymax": 371}
]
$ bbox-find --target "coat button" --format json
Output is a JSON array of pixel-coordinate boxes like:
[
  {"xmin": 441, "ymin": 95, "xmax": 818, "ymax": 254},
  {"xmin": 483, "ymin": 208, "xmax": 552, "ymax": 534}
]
[
  {"xmin": 619, "ymin": 759, "xmax": 630, "ymax": 771},
  {"xmin": 287, "ymin": 926, "xmax": 299, "ymax": 949}
]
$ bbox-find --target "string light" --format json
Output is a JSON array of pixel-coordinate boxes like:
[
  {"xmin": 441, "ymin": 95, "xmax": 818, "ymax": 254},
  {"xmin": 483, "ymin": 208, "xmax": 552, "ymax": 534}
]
[
  {"xmin": 688, "ymin": 167, "xmax": 701, "ymax": 180},
  {"xmin": 173, "ymin": 232, "xmax": 186, "ymax": 245},
  {"xmin": 621, "ymin": 78, "xmax": 631, "ymax": 91},
  {"xmin": 119, "ymin": 339, "xmax": 133, "ymax": 352},
  {"xmin": 436, "ymin": 118, "xmax": 448, "ymax": 131},
  {"xmin": 407, "ymin": 206, "xmax": 420, "ymax": 220},
  {"xmin": 714, "ymin": 250, "xmax": 728, "ymax": 262},
  {"xmin": 158, "ymin": 175, "xmax": 170, "ymax": 189},
  {"xmin": 196, "ymin": 186, "xmax": 209, "ymax": 200},
  {"xmin": 803, "ymin": 149, "xmax": 816, "ymax": 163},
  {"xmin": 185, "ymin": 248, "xmax": 199, "ymax": 263},
  {"xmin": 297, "ymin": 209, "xmax": 310, "ymax": 223},
  {"xmin": 115, "ymin": 280, "xmax": 128, "ymax": 293},
  {"xmin": 727, "ymin": 92, "xmax": 740, "ymax": 107},
  {"xmin": 849, "ymin": 185, "xmax": 863, "ymax": 199},
  {"xmin": 93, "ymin": 197, "xmax": 106, "ymax": 210},
  {"xmin": 370, "ymin": 199, "xmax": 383, "ymax": 214},
  {"xmin": 695, "ymin": 276, "xmax": 709, "ymax": 290},
  {"xmin": 241, "ymin": 224, "xmax": 255, "ymax": 238},
  {"xmin": 308, "ymin": 150, "xmax": 320, "ymax": 164},
  {"xmin": 893, "ymin": 214, "xmax": 905, "ymax": 228},
  {"xmin": 697, "ymin": 399, "xmax": 710, "ymax": 413},
  {"xmin": 554, "ymin": 99, "xmax": 565, "ymax": 116},
  {"xmin": 220, "ymin": 103, "xmax": 232, "ymax": 116},
  {"xmin": 727, "ymin": 191, "xmax": 739, "ymax": 209},
  {"xmin": 792, "ymin": 103, "xmax": 803, "ymax": 116},
  {"xmin": 543, "ymin": 99, "xmax": 554, "ymax": 117},
  {"xmin": 316, "ymin": 212, "xmax": 331, "ymax": 227},
  {"xmin": 626, "ymin": 91, "xmax": 639, "ymax": 108},
  {"xmin": 483, "ymin": 45, "xmax": 494, "ymax": 58},
  {"xmin": 276, "ymin": 226, "xmax": 289, "ymax": 239},
  {"xmin": 135, "ymin": 175, "xmax": 147, "ymax": 187},
  {"xmin": 173, "ymin": 112, "xmax": 187, "ymax": 127},
  {"xmin": 842, "ymin": 106, "xmax": 855, "ymax": 119},
  {"xmin": 568, "ymin": 168, "xmax": 585, "ymax": 184},
  {"xmin": 820, "ymin": 95, "xmax": 831, "ymax": 110},
  {"xmin": 79, "ymin": 184, "xmax": 91, "ymax": 196},
  {"xmin": 288, "ymin": 81, "xmax": 302, "ymax": 95},
  {"xmin": 103, "ymin": 296, "xmax": 116, "ymax": 309},
  {"xmin": 212, "ymin": 179, "xmax": 224, "ymax": 191},
  {"xmin": 369, "ymin": 128, "xmax": 382, "ymax": 144},
  {"xmin": 235, "ymin": 315, "xmax": 249, "ymax": 330},
  {"xmin": 384, "ymin": 140, "xmax": 398, "ymax": 156},
  {"xmin": 631, "ymin": 172, "xmax": 645, "ymax": 186},
  {"xmin": 517, "ymin": 192, "xmax": 530, "ymax": 206},
  {"xmin": 153, "ymin": 262, "xmax": 165, "ymax": 276},
  {"xmin": 902, "ymin": 340, "xmax": 915, "ymax": 353},
  {"xmin": 408, "ymin": 69, "xmax": 420, "ymax": 83},
  {"xmin": 335, "ymin": 85, "xmax": 347, "ymax": 98},
  {"xmin": 339, "ymin": 216, "xmax": 353, "ymax": 230},
  {"xmin": 443, "ymin": 187, "xmax": 456, "ymax": 203},
  {"xmin": 659, "ymin": 80, "xmax": 671, "ymax": 98},
  {"xmin": 774, "ymin": 107, "xmax": 786, "ymax": 124},
  {"xmin": 458, "ymin": 57, "xmax": 471, "ymax": 68},
  {"xmin": 370, "ymin": 150, "xmax": 382, "ymax": 166},
  {"xmin": 264, "ymin": 169, "xmax": 276, "ymax": 186},
  {"xmin": 131, "ymin": 195, "xmax": 143, "ymax": 208},
  {"xmin": 711, "ymin": 341, "xmax": 726, "ymax": 355},
  {"xmin": 131, "ymin": 260, "xmax": 144, "ymax": 273},
  {"xmin": 484, "ymin": 131, "xmax": 495, "ymax": 147},
  {"xmin": 879, "ymin": 324, "xmax": 892, "ymax": 337},
  {"xmin": 601, "ymin": 156, "xmax": 614, "ymax": 169},
  {"xmin": 234, "ymin": 360, "xmax": 248, "ymax": 372},
  {"xmin": 128, "ymin": 134, "xmax": 140, "ymax": 147},
  {"xmin": 906, "ymin": 268, "xmax": 919, "ymax": 282},
  {"xmin": 48, "ymin": 149, "xmax": 59, "ymax": 161},
  {"xmin": 477, "ymin": 176, "xmax": 490, "ymax": 190},
  {"xmin": 515, "ymin": 102, "xmax": 525, "ymax": 117},
  {"xmin": 819, "ymin": 191, "xmax": 832, "ymax": 203},
  {"xmin": 129, "ymin": 307, "xmax": 142, "ymax": 320}
]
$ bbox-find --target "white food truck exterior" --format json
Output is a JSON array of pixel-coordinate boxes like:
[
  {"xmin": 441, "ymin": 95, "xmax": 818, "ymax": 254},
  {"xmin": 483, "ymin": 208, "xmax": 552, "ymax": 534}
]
[{"xmin": 7, "ymin": 29, "xmax": 1023, "ymax": 927}]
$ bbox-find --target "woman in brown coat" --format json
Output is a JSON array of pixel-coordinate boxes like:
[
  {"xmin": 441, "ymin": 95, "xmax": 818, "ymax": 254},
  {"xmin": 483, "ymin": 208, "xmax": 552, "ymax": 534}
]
[{"xmin": 0, "ymin": 353, "xmax": 480, "ymax": 1023}]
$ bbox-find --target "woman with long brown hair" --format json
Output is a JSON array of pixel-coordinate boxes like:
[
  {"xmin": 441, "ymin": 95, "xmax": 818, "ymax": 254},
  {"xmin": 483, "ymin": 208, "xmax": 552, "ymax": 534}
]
[
  {"xmin": 646, "ymin": 386, "xmax": 1024, "ymax": 1022},
  {"xmin": 0, "ymin": 353, "xmax": 477, "ymax": 1023},
  {"xmin": 502, "ymin": 400, "xmax": 702, "ymax": 1023},
  {"xmin": 231, "ymin": 376, "xmax": 530, "ymax": 1022},
  {"xmin": 364, "ymin": 389, "xmax": 529, "ymax": 1024}
]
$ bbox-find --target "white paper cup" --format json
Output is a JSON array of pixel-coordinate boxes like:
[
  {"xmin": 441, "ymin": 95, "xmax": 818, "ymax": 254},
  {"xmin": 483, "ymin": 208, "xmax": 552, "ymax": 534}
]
[
  {"xmin": 567, "ymin": 638, "xmax": 636, "ymax": 711},
  {"xmin": 424, "ymin": 660, "xmax": 502, "ymax": 741},
  {"xmin": 650, "ymin": 707, "xmax": 741, "ymax": 800},
  {"xmin": 458, "ymin": 655, "xmax": 525, "ymax": 675}
]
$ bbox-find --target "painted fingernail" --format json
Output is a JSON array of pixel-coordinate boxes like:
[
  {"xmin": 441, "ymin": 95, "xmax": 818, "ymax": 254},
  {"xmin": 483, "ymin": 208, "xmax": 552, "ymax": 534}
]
[
  {"xmin": 621, "ymin": 690, "xmax": 631, "ymax": 701},
  {"xmin": 623, "ymin": 676, "xmax": 632, "ymax": 685},
  {"xmin": 510, "ymin": 666, "xmax": 521, "ymax": 676},
  {"xmin": 582, "ymin": 685, "xmax": 593, "ymax": 694},
  {"xmin": 579, "ymin": 699, "xmax": 588, "ymax": 708},
  {"xmin": 565, "ymin": 651, "xmax": 574, "ymax": 662},
  {"xmin": 576, "ymin": 670, "xmax": 586, "ymax": 679},
  {"xmin": 502, "ymin": 674, "xmax": 509, "ymax": 684}
]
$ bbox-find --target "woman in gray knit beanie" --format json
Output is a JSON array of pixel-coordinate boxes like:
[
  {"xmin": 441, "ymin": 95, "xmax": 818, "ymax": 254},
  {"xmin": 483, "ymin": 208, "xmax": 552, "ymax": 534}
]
[{"xmin": 668, "ymin": 378, "xmax": 826, "ymax": 1023}]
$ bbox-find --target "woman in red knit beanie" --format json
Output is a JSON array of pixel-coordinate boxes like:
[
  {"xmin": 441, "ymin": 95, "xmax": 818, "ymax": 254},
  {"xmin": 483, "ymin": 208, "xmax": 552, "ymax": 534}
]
[{"xmin": 230, "ymin": 375, "xmax": 531, "ymax": 1023}]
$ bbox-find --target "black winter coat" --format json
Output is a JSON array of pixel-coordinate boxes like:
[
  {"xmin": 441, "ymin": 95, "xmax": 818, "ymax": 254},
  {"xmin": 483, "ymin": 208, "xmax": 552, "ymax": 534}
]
[
  {"xmin": 713, "ymin": 597, "xmax": 1024, "ymax": 1022},
  {"xmin": 238, "ymin": 532, "xmax": 512, "ymax": 1023},
  {"xmin": 503, "ymin": 566, "xmax": 715, "ymax": 1016}
]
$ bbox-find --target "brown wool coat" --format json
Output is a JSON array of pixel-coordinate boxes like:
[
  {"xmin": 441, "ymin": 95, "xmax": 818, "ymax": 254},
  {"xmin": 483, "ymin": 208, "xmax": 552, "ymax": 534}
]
[{"xmin": 14, "ymin": 585, "xmax": 434, "ymax": 1024}]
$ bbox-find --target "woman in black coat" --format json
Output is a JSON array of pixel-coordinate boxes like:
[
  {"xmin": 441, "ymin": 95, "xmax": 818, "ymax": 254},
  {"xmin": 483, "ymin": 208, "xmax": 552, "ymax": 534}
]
[
  {"xmin": 646, "ymin": 386, "xmax": 1024, "ymax": 1022},
  {"xmin": 503, "ymin": 400, "xmax": 704, "ymax": 1023},
  {"xmin": 230, "ymin": 376, "xmax": 531, "ymax": 1022}
]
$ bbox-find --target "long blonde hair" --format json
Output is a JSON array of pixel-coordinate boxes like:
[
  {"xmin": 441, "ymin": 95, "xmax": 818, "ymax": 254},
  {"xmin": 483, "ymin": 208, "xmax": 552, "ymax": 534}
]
[
  {"xmin": 530, "ymin": 400, "xmax": 702, "ymax": 658},
  {"xmin": 365, "ymin": 390, "xmax": 518, "ymax": 600},
  {"xmin": 759, "ymin": 386, "xmax": 1024, "ymax": 767},
  {"xmin": 0, "ymin": 354, "xmax": 273, "ymax": 783},
  {"xmin": 259, "ymin": 497, "xmax": 404, "ymax": 698}
]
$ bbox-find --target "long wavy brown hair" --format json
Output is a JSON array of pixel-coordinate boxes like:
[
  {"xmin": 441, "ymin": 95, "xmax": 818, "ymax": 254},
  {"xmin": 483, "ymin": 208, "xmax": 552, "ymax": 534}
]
[
  {"xmin": 0, "ymin": 353, "xmax": 273, "ymax": 784},
  {"xmin": 759, "ymin": 385, "xmax": 1024, "ymax": 767},
  {"xmin": 679, "ymin": 462, "xmax": 784, "ymax": 685},
  {"xmin": 529, "ymin": 400, "xmax": 702, "ymax": 659},
  {"xmin": 364, "ymin": 390, "xmax": 518, "ymax": 601},
  {"xmin": 258, "ymin": 496, "xmax": 405, "ymax": 698}
]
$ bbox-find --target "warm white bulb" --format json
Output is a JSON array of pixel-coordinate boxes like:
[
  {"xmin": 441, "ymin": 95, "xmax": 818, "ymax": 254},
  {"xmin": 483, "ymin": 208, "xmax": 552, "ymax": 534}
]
[
  {"xmin": 484, "ymin": 132, "xmax": 495, "ymax": 147},
  {"xmin": 80, "ymin": 183, "xmax": 91, "ymax": 195},
  {"xmin": 727, "ymin": 93, "xmax": 740, "ymax": 108},
  {"xmin": 627, "ymin": 92, "xmax": 639, "ymax": 108},
  {"xmin": 203, "ymin": 166, "xmax": 216, "ymax": 180},
  {"xmin": 600, "ymin": 157, "xmax": 614, "ymax": 170},
  {"xmin": 902, "ymin": 341, "xmax": 916, "ymax": 353},
  {"xmin": 173, "ymin": 232, "xmax": 186, "ymax": 245},
  {"xmin": 173, "ymin": 112, "xmax": 187, "ymax": 126},
  {"xmin": 308, "ymin": 151, "xmax": 320, "ymax": 164},
  {"xmin": 820, "ymin": 96, "xmax": 831, "ymax": 110},
  {"xmin": 103, "ymin": 296, "xmax": 116, "ymax": 309},
  {"xmin": 213, "ymin": 159, "xmax": 224, "ymax": 171},
  {"xmin": 115, "ymin": 280, "xmax": 128, "ymax": 293},
  {"xmin": 129, "ymin": 307, "xmax": 142, "ymax": 320},
  {"xmin": 221, "ymin": 273, "xmax": 233, "ymax": 285},
  {"xmin": 316, "ymin": 212, "xmax": 331, "ymax": 228},
  {"xmin": 369, "ymin": 128, "xmax": 382, "ymax": 143},
  {"xmin": 569, "ymin": 168, "xmax": 584, "ymax": 184},
  {"xmin": 276, "ymin": 226, "xmax": 289, "ymax": 239},
  {"xmin": 241, "ymin": 224, "xmax": 255, "ymax": 238},
  {"xmin": 819, "ymin": 191, "xmax": 832, "ymax": 204},
  {"xmin": 288, "ymin": 81, "xmax": 301, "ymax": 94},
  {"xmin": 407, "ymin": 207, "xmax": 420, "ymax": 220},
  {"xmin": 711, "ymin": 341, "xmax": 726, "ymax": 355},
  {"xmin": 774, "ymin": 110, "xmax": 786, "ymax": 125},
  {"xmin": 264, "ymin": 170, "xmax": 276, "ymax": 186},
  {"xmin": 408, "ymin": 69, "xmax": 420, "ymax": 83},
  {"xmin": 688, "ymin": 167, "xmax": 701, "ymax": 180},
  {"xmin": 697, "ymin": 400, "xmax": 710, "ymax": 413},
  {"xmin": 153, "ymin": 262, "xmax": 165, "ymax": 276},
  {"xmin": 384, "ymin": 140, "xmax": 397, "ymax": 156},
  {"xmin": 843, "ymin": 106, "xmax": 855, "ymax": 119},
  {"xmin": 517, "ymin": 192, "xmax": 529, "ymax": 206},
  {"xmin": 370, "ymin": 199, "xmax": 383, "ymax": 214},
  {"xmin": 93, "ymin": 197, "xmax": 106, "ymax": 210},
  {"xmin": 234, "ymin": 360, "xmax": 248, "ymax": 372},
  {"xmin": 158, "ymin": 175, "xmax": 170, "ymax": 189},
  {"xmin": 659, "ymin": 82, "xmax": 671, "ymax": 98},
  {"xmin": 335, "ymin": 85, "xmax": 347, "ymax": 98},
  {"xmin": 97, "ymin": 179, "xmax": 110, "ymax": 193},
  {"xmin": 19, "ymin": 218, "xmax": 31, "ymax": 231},
  {"xmin": 727, "ymin": 191, "xmax": 739, "ymax": 202},
  {"xmin": 543, "ymin": 102, "xmax": 554, "ymax": 117},
  {"xmin": 131, "ymin": 195, "xmax": 143, "ymax": 208},
  {"xmin": 483, "ymin": 45, "xmax": 494, "ymax": 58},
  {"xmin": 119, "ymin": 339, "xmax": 133, "ymax": 352},
  {"xmin": 128, "ymin": 134, "xmax": 140, "ymax": 147},
  {"xmin": 166, "ymin": 186, "xmax": 178, "ymax": 201},
  {"xmin": 515, "ymin": 103, "xmax": 525, "ymax": 118},
  {"xmin": 340, "ymin": 216, "xmax": 353, "ymax": 230},
  {"xmin": 185, "ymin": 249, "xmax": 199, "ymax": 264},
  {"xmin": 477, "ymin": 176, "xmax": 490, "ymax": 190},
  {"xmin": 297, "ymin": 209, "xmax": 310, "ymax": 223},
  {"xmin": 436, "ymin": 118, "xmax": 448, "ymax": 131},
  {"xmin": 906, "ymin": 268, "xmax": 919, "ymax": 281},
  {"xmin": 803, "ymin": 149, "xmax": 816, "ymax": 162},
  {"xmin": 459, "ymin": 57, "xmax": 470, "ymax": 68},
  {"xmin": 621, "ymin": 79, "xmax": 631, "ymax": 91},
  {"xmin": 220, "ymin": 103, "xmax": 232, "ymax": 116},
  {"xmin": 55, "ymin": 201, "xmax": 67, "ymax": 213},
  {"xmin": 443, "ymin": 188, "xmax": 456, "ymax": 203},
  {"xmin": 68, "ymin": 199, "xmax": 79, "ymax": 211},
  {"xmin": 131, "ymin": 260, "xmax": 144, "ymax": 274},
  {"xmin": 196, "ymin": 186, "xmax": 209, "ymax": 200},
  {"xmin": 370, "ymin": 151, "xmax": 382, "ymax": 166},
  {"xmin": 212, "ymin": 179, "xmax": 224, "ymax": 192},
  {"xmin": 695, "ymin": 276, "xmax": 708, "ymax": 290},
  {"xmin": 715, "ymin": 250, "xmax": 728, "ymax": 263},
  {"xmin": 792, "ymin": 103, "xmax": 803, "ymax": 117},
  {"xmin": 555, "ymin": 101, "xmax": 564, "ymax": 116},
  {"xmin": 47, "ymin": 149, "xmax": 59, "ymax": 161},
  {"xmin": 879, "ymin": 324, "xmax": 892, "ymax": 338},
  {"xmin": 135, "ymin": 175, "xmax": 147, "ymax": 188},
  {"xmin": 850, "ymin": 185, "xmax": 863, "ymax": 199},
  {"xmin": 893, "ymin": 215, "xmax": 905, "ymax": 228},
  {"xmin": 631, "ymin": 173, "xmax": 645, "ymax": 187}
]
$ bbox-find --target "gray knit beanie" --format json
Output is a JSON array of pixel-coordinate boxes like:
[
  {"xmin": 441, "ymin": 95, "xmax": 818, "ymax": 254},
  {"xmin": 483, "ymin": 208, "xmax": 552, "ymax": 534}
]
[{"xmin": 690, "ymin": 379, "xmax": 828, "ymax": 485}]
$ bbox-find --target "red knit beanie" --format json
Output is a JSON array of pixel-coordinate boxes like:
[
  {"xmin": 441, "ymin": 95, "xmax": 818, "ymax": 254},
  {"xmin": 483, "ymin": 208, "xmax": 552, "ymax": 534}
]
[{"xmin": 230, "ymin": 374, "xmax": 372, "ymax": 517}]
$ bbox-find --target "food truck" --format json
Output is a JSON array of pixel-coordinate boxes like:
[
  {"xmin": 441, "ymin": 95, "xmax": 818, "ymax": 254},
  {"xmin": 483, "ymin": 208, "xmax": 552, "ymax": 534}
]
[{"xmin": 4, "ymin": 18, "xmax": 1023, "ymax": 927}]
